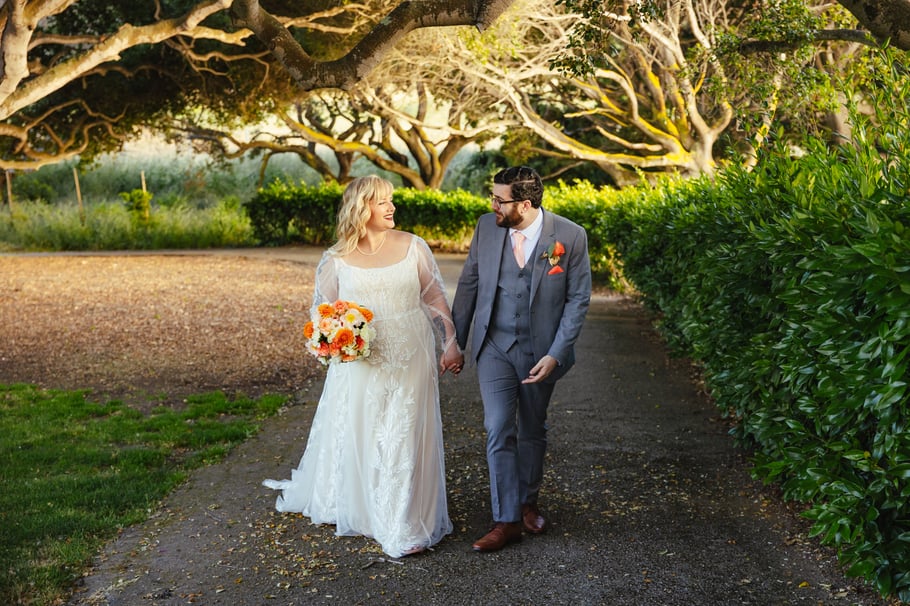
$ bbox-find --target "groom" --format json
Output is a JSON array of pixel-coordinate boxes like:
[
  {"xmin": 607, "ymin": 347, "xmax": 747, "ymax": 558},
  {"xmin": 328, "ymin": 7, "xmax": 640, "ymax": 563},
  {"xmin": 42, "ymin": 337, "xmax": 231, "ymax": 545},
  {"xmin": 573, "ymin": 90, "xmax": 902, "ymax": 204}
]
[{"xmin": 452, "ymin": 166, "xmax": 591, "ymax": 552}]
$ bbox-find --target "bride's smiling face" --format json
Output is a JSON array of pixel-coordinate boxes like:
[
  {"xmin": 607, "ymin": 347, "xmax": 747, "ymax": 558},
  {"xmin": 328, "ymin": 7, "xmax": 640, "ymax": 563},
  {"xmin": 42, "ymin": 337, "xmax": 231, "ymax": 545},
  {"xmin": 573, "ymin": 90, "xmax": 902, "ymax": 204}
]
[{"xmin": 366, "ymin": 194, "xmax": 395, "ymax": 231}]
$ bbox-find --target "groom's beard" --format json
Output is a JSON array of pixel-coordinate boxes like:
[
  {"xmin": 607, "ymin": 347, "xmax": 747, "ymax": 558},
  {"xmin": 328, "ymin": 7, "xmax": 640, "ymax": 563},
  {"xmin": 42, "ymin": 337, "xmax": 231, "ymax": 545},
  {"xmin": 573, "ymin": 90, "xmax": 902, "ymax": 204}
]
[{"xmin": 494, "ymin": 208, "xmax": 521, "ymax": 228}]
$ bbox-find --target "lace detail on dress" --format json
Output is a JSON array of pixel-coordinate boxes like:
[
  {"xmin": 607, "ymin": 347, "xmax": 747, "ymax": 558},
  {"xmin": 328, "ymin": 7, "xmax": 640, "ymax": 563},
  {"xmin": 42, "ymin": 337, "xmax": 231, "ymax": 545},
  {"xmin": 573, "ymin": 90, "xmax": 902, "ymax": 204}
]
[
  {"xmin": 366, "ymin": 315, "xmax": 417, "ymax": 369},
  {"xmin": 370, "ymin": 373, "xmax": 416, "ymax": 549}
]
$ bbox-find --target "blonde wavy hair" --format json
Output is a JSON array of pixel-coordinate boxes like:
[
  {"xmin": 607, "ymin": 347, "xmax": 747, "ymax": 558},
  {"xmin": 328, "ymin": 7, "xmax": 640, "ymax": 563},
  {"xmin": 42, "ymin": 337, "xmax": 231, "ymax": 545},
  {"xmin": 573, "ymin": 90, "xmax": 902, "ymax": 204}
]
[{"xmin": 330, "ymin": 176, "xmax": 394, "ymax": 255}]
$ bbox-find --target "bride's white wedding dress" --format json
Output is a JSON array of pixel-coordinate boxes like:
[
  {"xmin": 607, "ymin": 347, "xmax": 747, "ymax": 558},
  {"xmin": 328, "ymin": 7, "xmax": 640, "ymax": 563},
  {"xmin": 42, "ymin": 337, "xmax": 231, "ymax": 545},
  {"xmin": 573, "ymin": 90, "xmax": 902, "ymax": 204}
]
[{"xmin": 263, "ymin": 235, "xmax": 454, "ymax": 557}]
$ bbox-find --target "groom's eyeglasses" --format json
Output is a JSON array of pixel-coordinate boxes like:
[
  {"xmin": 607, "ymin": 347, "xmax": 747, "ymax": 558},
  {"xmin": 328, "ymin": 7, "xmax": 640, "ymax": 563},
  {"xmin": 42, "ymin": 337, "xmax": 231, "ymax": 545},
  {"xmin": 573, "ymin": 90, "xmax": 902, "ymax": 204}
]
[{"xmin": 490, "ymin": 195, "xmax": 524, "ymax": 208}]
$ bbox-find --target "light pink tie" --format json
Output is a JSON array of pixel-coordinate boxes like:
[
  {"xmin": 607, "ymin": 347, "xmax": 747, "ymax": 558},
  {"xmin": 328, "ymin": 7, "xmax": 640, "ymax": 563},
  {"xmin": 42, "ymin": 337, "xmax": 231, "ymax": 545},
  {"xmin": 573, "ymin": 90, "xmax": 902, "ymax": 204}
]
[{"xmin": 512, "ymin": 231, "xmax": 526, "ymax": 268}]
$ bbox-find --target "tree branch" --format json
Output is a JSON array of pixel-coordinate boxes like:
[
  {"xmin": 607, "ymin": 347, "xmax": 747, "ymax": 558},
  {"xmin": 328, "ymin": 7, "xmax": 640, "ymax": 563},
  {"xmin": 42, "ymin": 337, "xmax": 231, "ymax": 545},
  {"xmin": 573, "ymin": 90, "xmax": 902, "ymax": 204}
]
[
  {"xmin": 836, "ymin": 0, "xmax": 910, "ymax": 50},
  {"xmin": 739, "ymin": 28, "xmax": 880, "ymax": 53},
  {"xmin": 231, "ymin": 0, "xmax": 517, "ymax": 91},
  {"xmin": 0, "ymin": 0, "xmax": 233, "ymax": 120}
]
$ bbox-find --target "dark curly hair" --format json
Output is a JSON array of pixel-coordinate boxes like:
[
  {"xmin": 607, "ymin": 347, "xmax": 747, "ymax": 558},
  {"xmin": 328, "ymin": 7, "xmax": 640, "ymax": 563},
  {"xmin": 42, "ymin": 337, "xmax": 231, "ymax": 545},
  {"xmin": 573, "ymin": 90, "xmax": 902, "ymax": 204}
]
[{"xmin": 493, "ymin": 166, "xmax": 543, "ymax": 208}]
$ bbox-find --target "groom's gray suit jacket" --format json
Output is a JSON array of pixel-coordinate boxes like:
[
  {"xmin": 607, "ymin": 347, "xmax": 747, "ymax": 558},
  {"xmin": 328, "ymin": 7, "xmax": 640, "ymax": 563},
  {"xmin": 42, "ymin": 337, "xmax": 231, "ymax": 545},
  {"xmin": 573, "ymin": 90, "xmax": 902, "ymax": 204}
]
[{"xmin": 452, "ymin": 209, "xmax": 592, "ymax": 382}]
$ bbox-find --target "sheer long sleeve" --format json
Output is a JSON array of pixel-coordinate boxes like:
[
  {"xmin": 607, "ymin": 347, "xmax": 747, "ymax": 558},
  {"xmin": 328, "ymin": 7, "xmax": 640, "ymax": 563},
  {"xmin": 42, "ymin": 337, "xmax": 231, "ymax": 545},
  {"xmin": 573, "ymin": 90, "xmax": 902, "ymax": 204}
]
[
  {"xmin": 414, "ymin": 237, "xmax": 459, "ymax": 355},
  {"xmin": 310, "ymin": 251, "xmax": 339, "ymax": 315}
]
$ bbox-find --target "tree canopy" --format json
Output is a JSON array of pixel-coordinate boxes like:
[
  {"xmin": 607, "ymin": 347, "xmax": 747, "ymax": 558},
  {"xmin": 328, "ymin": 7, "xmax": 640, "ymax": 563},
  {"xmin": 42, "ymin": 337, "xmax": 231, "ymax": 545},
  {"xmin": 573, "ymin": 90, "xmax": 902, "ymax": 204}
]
[
  {"xmin": 234, "ymin": 0, "xmax": 909, "ymax": 91},
  {"xmin": 1, "ymin": 0, "xmax": 907, "ymax": 173},
  {"xmin": 177, "ymin": 26, "xmax": 518, "ymax": 189}
]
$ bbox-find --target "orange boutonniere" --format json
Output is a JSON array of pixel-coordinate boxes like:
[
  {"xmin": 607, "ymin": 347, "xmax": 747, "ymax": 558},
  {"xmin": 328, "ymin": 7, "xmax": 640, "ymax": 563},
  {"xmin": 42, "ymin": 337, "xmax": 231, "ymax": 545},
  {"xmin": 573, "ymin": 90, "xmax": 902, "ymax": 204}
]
[{"xmin": 541, "ymin": 240, "xmax": 566, "ymax": 275}]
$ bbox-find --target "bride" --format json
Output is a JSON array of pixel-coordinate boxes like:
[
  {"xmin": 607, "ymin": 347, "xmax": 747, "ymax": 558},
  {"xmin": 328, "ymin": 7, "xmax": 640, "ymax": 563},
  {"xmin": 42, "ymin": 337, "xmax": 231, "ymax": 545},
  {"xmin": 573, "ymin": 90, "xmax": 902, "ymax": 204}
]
[{"xmin": 263, "ymin": 175, "xmax": 463, "ymax": 557}]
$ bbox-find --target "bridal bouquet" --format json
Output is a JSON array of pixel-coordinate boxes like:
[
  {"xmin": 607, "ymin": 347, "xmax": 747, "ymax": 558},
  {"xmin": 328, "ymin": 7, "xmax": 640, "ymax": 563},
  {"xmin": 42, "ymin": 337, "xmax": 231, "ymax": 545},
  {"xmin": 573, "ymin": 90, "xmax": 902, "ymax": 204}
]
[{"xmin": 303, "ymin": 300, "xmax": 377, "ymax": 365}]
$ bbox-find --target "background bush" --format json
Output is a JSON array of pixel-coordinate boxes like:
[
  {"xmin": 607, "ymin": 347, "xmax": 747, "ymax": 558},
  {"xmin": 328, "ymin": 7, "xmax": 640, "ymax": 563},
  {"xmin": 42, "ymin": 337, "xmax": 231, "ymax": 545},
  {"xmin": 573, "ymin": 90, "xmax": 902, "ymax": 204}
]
[
  {"xmin": 244, "ymin": 178, "xmax": 628, "ymax": 283},
  {"xmin": 244, "ymin": 180, "xmax": 342, "ymax": 246},
  {"xmin": 598, "ymin": 52, "xmax": 910, "ymax": 600},
  {"xmin": 244, "ymin": 180, "xmax": 492, "ymax": 251}
]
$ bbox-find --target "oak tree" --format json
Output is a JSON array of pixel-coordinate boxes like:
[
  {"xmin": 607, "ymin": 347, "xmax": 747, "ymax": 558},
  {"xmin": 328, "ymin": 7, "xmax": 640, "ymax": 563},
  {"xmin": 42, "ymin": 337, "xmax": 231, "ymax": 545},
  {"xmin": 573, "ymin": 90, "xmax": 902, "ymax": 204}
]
[{"xmin": 1, "ymin": 0, "xmax": 905, "ymax": 173}]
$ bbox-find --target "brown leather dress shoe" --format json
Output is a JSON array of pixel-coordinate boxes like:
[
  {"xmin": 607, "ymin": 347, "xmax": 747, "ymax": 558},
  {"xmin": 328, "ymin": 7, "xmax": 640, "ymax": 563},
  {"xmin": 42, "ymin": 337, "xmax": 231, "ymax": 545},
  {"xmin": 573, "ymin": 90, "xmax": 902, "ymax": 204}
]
[
  {"xmin": 521, "ymin": 503, "xmax": 547, "ymax": 534},
  {"xmin": 472, "ymin": 522, "xmax": 523, "ymax": 552}
]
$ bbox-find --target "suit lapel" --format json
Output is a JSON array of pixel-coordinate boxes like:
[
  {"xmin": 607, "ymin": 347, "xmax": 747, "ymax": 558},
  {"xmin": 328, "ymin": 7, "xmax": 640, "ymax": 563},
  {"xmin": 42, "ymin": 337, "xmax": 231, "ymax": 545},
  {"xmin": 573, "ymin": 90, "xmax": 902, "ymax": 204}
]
[
  {"xmin": 530, "ymin": 210, "xmax": 556, "ymax": 303},
  {"xmin": 495, "ymin": 221, "xmax": 508, "ymax": 267},
  {"xmin": 482, "ymin": 216, "xmax": 509, "ymax": 289}
]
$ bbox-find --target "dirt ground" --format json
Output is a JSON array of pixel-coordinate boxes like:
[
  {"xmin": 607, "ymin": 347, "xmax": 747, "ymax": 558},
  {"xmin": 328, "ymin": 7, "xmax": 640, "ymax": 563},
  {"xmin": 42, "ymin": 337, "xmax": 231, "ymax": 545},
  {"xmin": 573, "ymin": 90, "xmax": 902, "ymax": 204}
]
[
  {"xmin": 0, "ymin": 249, "xmax": 896, "ymax": 606},
  {"xmin": 0, "ymin": 251, "xmax": 321, "ymax": 408}
]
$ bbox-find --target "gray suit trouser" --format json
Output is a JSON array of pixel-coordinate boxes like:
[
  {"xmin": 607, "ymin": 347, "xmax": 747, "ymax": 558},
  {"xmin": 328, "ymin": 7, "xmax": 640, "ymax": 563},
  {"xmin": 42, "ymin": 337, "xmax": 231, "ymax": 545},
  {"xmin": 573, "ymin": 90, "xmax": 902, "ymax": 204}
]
[{"xmin": 477, "ymin": 339, "xmax": 556, "ymax": 523}]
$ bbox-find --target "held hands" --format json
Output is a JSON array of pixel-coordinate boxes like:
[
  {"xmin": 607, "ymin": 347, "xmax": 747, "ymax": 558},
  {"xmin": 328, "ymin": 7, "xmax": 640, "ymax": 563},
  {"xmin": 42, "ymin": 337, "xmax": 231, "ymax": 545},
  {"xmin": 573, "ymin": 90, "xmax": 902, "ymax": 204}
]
[
  {"xmin": 440, "ymin": 348, "xmax": 465, "ymax": 376},
  {"xmin": 523, "ymin": 355, "xmax": 558, "ymax": 384}
]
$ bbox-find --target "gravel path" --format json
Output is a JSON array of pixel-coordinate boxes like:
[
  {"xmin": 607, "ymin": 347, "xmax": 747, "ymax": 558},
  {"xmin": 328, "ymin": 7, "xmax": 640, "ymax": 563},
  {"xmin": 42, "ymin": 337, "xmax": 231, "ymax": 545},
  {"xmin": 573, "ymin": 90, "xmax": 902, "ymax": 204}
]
[{"xmin": 0, "ymin": 249, "xmax": 894, "ymax": 606}]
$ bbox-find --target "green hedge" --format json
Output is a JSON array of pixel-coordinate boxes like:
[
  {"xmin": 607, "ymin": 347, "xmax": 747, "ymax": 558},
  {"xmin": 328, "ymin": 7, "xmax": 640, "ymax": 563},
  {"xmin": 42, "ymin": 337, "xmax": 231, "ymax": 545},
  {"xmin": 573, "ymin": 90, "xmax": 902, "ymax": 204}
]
[
  {"xmin": 244, "ymin": 180, "xmax": 343, "ymax": 247},
  {"xmin": 245, "ymin": 179, "xmax": 625, "ymax": 283},
  {"xmin": 391, "ymin": 188, "xmax": 488, "ymax": 251},
  {"xmin": 244, "ymin": 180, "xmax": 490, "ymax": 251},
  {"xmin": 544, "ymin": 180, "xmax": 630, "ymax": 290},
  {"xmin": 600, "ymin": 59, "xmax": 910, "ymax": 599}
]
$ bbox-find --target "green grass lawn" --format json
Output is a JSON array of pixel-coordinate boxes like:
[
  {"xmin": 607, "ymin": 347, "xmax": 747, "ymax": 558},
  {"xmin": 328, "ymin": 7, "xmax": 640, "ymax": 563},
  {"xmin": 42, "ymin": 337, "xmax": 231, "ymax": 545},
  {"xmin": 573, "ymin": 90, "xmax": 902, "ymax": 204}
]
[{"xmin": 0, "ymin": 384, "xmax": 286, "ymax": 605}]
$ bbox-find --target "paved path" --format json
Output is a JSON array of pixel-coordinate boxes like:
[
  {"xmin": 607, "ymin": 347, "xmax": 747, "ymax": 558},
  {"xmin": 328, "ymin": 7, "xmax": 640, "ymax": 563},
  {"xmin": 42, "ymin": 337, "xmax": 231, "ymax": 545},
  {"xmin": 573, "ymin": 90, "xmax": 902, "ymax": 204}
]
[{"xmin": 65, "ymin": 247, "xmax": 889, "ymax": 606}]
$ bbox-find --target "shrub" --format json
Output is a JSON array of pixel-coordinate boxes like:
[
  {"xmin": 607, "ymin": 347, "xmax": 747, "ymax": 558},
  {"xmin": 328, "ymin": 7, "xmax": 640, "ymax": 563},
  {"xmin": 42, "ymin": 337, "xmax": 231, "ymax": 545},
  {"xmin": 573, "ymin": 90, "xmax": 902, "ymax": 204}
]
[
  {"xmin": 119, "ymin": 189, "xmax": 153, "ymax": 225},
  {"xmin": 245, "ymin": 181, "xmax": 488, "ymax": 251},
  {"xmin": 391, "ymin": 188, "xmax": 487, "ymax": 251},
  {"xmin": 244, "ymin": 180, "xmax": 341, "ymax": 246},
  {"xmin": 546, "ymin": 179, "xmax": 636, "ymax": 291},
  {"xmin": 597, "ymin": 49, "xmax": 910, "ymax": 600}
]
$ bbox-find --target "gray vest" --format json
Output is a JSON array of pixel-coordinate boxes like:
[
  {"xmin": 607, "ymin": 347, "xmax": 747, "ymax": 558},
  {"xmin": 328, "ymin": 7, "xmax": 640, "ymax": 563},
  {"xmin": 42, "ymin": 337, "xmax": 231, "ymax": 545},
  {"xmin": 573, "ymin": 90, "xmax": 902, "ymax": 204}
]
[{"xmin": 487, "ymin": 235, "xmax": 533, "ymax": 353}]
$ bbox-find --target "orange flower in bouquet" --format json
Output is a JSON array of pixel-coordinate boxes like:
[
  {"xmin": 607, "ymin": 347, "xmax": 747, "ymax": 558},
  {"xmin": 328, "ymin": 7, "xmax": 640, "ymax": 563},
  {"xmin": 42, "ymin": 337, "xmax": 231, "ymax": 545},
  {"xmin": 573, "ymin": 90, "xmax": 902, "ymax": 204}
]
[{"xmin": 303, "ymin": 300, "xmax": 376, "ymax": 365}]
